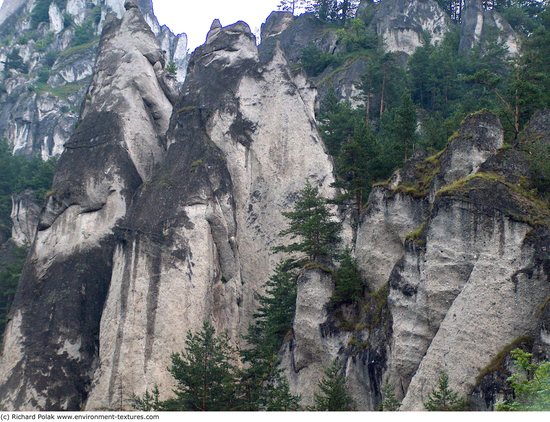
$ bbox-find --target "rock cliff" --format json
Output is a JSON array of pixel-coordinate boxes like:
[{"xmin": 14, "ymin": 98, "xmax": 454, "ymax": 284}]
[
  {"xmin": 0, "ymin": 0, "xmax": 187, "ymax": 159},
  {"xmin": 0, "ymin": 0, "xmax": 547, "ymax": 413}
]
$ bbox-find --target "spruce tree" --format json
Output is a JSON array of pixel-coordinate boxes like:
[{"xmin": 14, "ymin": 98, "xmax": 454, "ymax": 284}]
[
  {"xmin": 334, "ymin": 124, "xmax": 375, "ymax": 213},
  {"xmin": 394, "ymin": 93, "xmax": 418, "ymax": 160},
  {"xmin": 132, "ymin": 385, "xmax": 164, "ymax": 411},
  {"xmin": 381, "ymin": 382, "xmax": 401, "ymax": 411},
  {"xmin": 169, "ymin": 321, "xmax": 240, "ymax": 411},
  {"xmin": 329, "ymin": 249, "xmax": 364, "ymax": 309},
  {"xmin": 240, "ymin": 261, "xmax": 300, "ymax": 410},
  {"xmin": 311, "ymin": 360, "xmax": 355, "ymax": 411},
  {"xmin": 274, "ymin": 181, "xmax": 342, "ymax": 264},
  {"xmin": 424, "ymin": 372, "xmax": 466, "ymax": 411}
]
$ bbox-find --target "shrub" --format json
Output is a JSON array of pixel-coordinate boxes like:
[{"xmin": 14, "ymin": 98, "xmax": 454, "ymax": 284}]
[
  {"xmin": 31, "ymin": 0, "xmax": 53, "ymax": 29},
  {"xmin": 301, "ymin": 44, "xmax": 336, "ymax": 77}
]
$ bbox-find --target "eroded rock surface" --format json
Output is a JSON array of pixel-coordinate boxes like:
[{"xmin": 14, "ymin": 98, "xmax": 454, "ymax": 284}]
[
  {"xmin": 0, "ymin": 5, "xmax": 173, "ymax": 410},
  {"xmin": 0, "ymin": 0, "xmax": 187, "ymax": 159}
]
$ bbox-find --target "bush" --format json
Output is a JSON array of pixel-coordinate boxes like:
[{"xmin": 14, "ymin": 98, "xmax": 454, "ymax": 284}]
[
  {"xmin": 301, "ymin": 44, "xmax": 336, "ymax": 77},
  {"xmin": 526, "ymin": 142, "xmax": 550, "ymax": 200},
  {"xmin": 72, "ymin": 19, "xmax": 96, "ymax": 46},
  {"xmin": 31, "ymin": 0, "xmax": 53, "ymax": 29}
]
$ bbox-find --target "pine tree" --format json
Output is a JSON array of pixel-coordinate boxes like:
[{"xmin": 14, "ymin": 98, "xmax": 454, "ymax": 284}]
[
  {"xmin": 496, "ymin": 349, "xmax": 550, "ymax": 411},
  {"xmin": 394, "ymin": 93, "xmax": 418, "ymax": 160},
  {"xmin": 132, "ymin": 385, "xmax": 164, "ymax": 411},
  {"xmin": 311, "ymin": 360, "xmax": 355, "ymax": 411},
  {"xmin": 169, "ymin": 321, "xmax": 240, "ymax": 411},
  {"xmin": 240, "ymin": 261, "xmax": 301, "ymax": 410},
  {"xmin": 274, "ymin": 181, "xmax": 342, "ymax": 264},
  {"xmin": 334, "ymin": 123, "xmax": 374, "ymax": 213},
  {"xmin": 424, "ymin": 372, "xmax": 466, "ymax": 411},
  {"xmin": 381, "ymin": 382, "xmax": 401, "ymax": 411},
  {"xmin": 329, "ymin": 249, "xmax": 364, "ymax": 309}
]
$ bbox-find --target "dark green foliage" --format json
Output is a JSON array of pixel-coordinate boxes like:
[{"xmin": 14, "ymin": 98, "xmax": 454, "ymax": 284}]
[
  {"xmin": 168, "ymin": 321, "xmax": 240, "ymax": 411},
  {"xmin": 301, "ymin": 44, "xmax": 337, "ymax": 77},
  {"xmin": 31, "ymin": 0, "xmax": 53, "ymax": 29},
  {"xmin": 333, "ymin": 121, "xmax": 375, "ymax": 210},
  {"xmin": 329, "ymin": 250, "xmax": 364, "ymax": 309},
  {"xmin": 44, "ymin": 51, "xmax": 58, "ymax": 67},
  {"xmin": 318, "ymin": 90, "xmax": 361, "ymax": 156},
  {"xmin": 361, "ymin": 51, "xmax": 408, "ymax": 121},
  {"xmin": 4, "ymin": 49, "xmax": 28, "ymax": 74},
  {"xmin": 37, "ymin": 67, "xmax": 51, "ymax": 83},
  {"xmin": 496, "ymin": 348, "xmax": 550, "ymax": 411},
  {"xmin": 240, "ymin": 261, "xmax": 300, "ymax": 410},
  {"xmin": 308, "ymin": 1, "xmax": 359, "ymax": 24},
  {"xmin": 393, "ymin": 93, "xmax": 418, "ymax": 160},
  {"xmin": 0, "ymin": 246, "xmax": 27, "ymax": 334},
  {"xmin": 0, "ymin": 140, "xmax": 56, "ymax": 242},
  {"xmin": 336, "ymin": 18, "xmax": 378, "ymax": 52},
  {"xmin": 424, "ymin": 372, "xmax": 466, "ymax": 411},
  {"xmin": 380, "ymin": 382, "xmax": 401, "ymax": 411},
  {"xmin": 72, "ymin": 19, "xmax": 96, "ymax": 46},
  {"xmin": 132, "ymin": 385, "xmax": 165, "ymax": 411},
  {"xmin": 311, "ymin": 359, "xmax": 355, "ymax": 411},
  {"xmin": 165, "ymin": 61, "xmax": 177, "ymax": 76},
  {"xmin": 274, "ymin": 182, "xmax": 342, "ymax": 264},
  {"xmin": 526, "ymin": 142, "xmax": 550, "ymax": 199}
]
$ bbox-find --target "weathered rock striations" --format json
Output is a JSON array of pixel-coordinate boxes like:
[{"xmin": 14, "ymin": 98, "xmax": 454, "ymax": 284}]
[
  {"xmin": 460, "ymin": 0, "xmax": 520, "ymax": 55},
  {"xmin": 353, "ymin": 111, "xmax": 550, "ymax": 410},
  {"xmin": 0, "ymin": 2, "xmax": 548, "ymax": 413},
  {"xmin": 85, "ymin": 17, "xmax": 338, "ymax": 409},
  {"xmin": 0, "ymin": 4, "xmax": 174, "ymax": 410},
  {"xmin": 0, "ymin": 0, "xmax": 187, "ymax": 159},
  {"xmin": 10, "ymin": 190, "xmax": 41, "ymax": 248},
  {"xmin": 372, "ymin": 0, "xmax": 450, "ymax": 58}
]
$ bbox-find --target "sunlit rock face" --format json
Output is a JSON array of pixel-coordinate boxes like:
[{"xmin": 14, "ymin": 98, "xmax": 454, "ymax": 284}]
[{"xmin": 0, "ymin": 0, "xmax": 187, "ymax": 159}]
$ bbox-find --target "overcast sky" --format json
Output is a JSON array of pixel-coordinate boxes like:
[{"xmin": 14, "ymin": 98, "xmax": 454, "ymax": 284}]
[{"xmin": 153, "ymin": 0, "xmax": 283, "ymax": 51}]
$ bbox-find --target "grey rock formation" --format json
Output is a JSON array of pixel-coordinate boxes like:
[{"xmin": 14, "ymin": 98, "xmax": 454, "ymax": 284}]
[
  {"xmin": 373, "ymin": 0, "xmax": 450, "ymax": 58},
  {"xmin": 353, "ymin": 111, "xmax": 550, "ymax": 410},
  {"xmin": 0, "ymin": 10, "xmax": 338, "ymax": 410},
  {"xmin": 10, "ymin": 190, "xmax": 41, "ymax": 248},
  {"xmin": 0, "ymin": 0, "xmax": 187, "ymax": 159},
  {"xmin": 86, "ymin": 17, "xmax": 337, "ymax": 409},
  {"xmin": 0, "ymin": 5, "xmax": 173, "ymax": 410},
  {"xmin": 460, "ymin": 0, "xmax": 520, "ymax": 55}
]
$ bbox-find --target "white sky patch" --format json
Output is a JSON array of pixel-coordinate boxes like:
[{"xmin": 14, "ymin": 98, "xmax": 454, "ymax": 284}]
[{"xmin": 152, "ymin": 0, "xmax": 283, "ymax": 51}]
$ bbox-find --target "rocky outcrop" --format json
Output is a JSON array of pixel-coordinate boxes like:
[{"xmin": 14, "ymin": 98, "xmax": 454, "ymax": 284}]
[
  {"xmin": 352, "ymin": 111, "xmax": 550, "ymax": 410},
  {"xmin": 373, "ymin": 0, "xmax": 450, "ymax": 58},
  {"xmin": 10, "ymin": 191, "xmax": 41, "ymax": 248},
  {"xmin": 0, "ymin": 4, "xmax": 174, "ymax": 410},
  {"xmin": 460, "ymin": 0, "xmax": 520, "ymax": 55},
  {"xmin": 85, "ymin": 17, "xmax": 338, "ymax": 409},
  {"xmin": 0, "ymin": 0, "xmax": 187, "ymax": 159}
]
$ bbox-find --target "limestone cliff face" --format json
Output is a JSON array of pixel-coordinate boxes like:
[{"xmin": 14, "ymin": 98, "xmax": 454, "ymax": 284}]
[
  {"xmin": 0, "ymin": 7, "xmax": 337, "ymax": 410},
  {"xmin": 10, "ymin": 190, "xmax": 41, "ymax": 248},
  {"xmin": 0, "ymin": 3, "xmax": 174, "ymax": 410},
  {"xmin": 460, "ymin": 0, "xmax": 520, "ymax": 55},
  {"xmin": 355, "ymin": 111, "xmax": 550, "ymax": 410},
  {"xmin": 86, "ymin": 17, "xmax": 337, "ymax": 410},
  {"xmin": 372, "ymin": 0, "xmax": 450, "ymax": 58},
  {"xmin": 0, "ymin": 0, "xmax": 187, "ymax": 159},
  {"xmin": 0, "ymin": 2, "xmax": 547, "ymax": 413}
]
